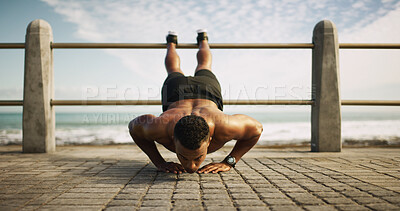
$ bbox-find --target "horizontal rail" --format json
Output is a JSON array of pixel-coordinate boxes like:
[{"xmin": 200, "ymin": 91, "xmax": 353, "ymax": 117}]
[
  {"xmin": 51, "ymin": 43, "xmax": 315, "ymax": 49},
  {"xmin": 0, "ymin": 100, "xmax": 400, "ymax": 106},
  {"xmin": 339, "ymin": 43, "xmax": 400, "ymax": 49},
  {"xmin": 1, "ymin": 100, "xmax": 400, "ymax": 106},
  {"xmin": 50, "ymin": 100, "xmax": 315, "ymax": 106},
  {"xmin": 1, "ymin": 43, "xmax": 400, "ymax": 49},
  {"xmin": 0, "ymin": 100, "xmax": 23, "ymax": 106},
  {"xmin": 0, "ymin": 43, "xmax": 25, "ymax": 48},
  {"xmin": 341, "ymin": 100, "xmax": 400, "ymax": 106}
]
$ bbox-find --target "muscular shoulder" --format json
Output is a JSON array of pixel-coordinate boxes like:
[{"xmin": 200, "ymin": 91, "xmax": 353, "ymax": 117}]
[
  {"xmin": 128, "ymin": 114, "xmax": 168, "ymax": 140},
  {"xmin": 214, "ymin": 114, "xmax": 263, "ymax": 141}
]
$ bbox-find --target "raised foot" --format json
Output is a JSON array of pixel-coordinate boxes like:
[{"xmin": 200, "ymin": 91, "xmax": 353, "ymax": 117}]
[
  {"xmin": 196, "ymin": 29, "xmax": 208, "ymax": 45},
  {"xmin": 166, "ymin": 31, "xmax": 178, "ymax": 45}
]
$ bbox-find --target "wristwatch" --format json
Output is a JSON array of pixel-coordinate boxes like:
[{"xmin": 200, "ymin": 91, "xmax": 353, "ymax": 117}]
[{"xmin": 224, "ymin": 155, "xmax": 236, "ymax": 167}]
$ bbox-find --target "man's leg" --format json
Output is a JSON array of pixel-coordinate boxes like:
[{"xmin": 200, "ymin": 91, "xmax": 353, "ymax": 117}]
[
  {"xmin": 165, "ymin": 33, "xmax": 183, "ymax": 74},
  {"xmin": 195, "ymin": 31, "xmax": 212, "ymax": 73}
]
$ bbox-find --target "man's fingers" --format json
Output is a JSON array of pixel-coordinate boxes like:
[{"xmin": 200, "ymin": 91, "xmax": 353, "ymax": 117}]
[
  {"xmin": 165, "ymin": 163, "xmax": 185, "ymax": 174},
  {"xmin": 212, "ymin": 166, "xmax": 228, "ymax": 173},
  {"xmin": 203, "ymin": 166, "xmax": 218, "ymax": 174},
  {"xmin": 198, "ymin": 163, "xmax": 215, "ymax": 173},
  {"xmin": 176, "ymin": 164, "xmax": 186, "ymax": 172},
  {"xmin": 212, "ymin": 169, "xmax": 221, "ymax": 173},
  {"xmin": 207, "ymin": 167, "xmax": 219, "ymax": 173},
  {"xmin": 198, "ymin": 166, "xmax": 206, "ymax": 173},
  {"xmin": 201, "ymin": 164, "xmax": 218, "ymax": 173},
  {"xmin": 198, "ymin": 166, "xmax": 211, "ymax": 173},
  {"xmin": 167, "ymin": 166, "xmax": 178, "ymax": 174}
]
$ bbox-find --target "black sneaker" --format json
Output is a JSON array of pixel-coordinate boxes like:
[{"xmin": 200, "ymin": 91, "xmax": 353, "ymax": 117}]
[
  {"xmin": 166, "ymin": 31, "xmax": 178, "ymax": 45},
  {"xmin": 196, "ymin": 29, "xmax": 208, "ymax": 45}
]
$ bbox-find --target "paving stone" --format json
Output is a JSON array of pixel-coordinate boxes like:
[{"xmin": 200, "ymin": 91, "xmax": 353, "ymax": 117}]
[
  {"xmin": 40, "ymin": 205, "xmax": 103, "ymax": 211},
  {"xmin": 281, "ymin": 187, "xmax": 308, "ymax": 193},
  {"xmin": 108, "ymin": 199, "xmax": 139, "ymax": 206},
  {"xmin": 144, "ymin": 193, "xmax": 171, "ymax": 200},
  {"xmin": 270, "ymin": 205, "xmax": 304, "ymax": 211},
  {"xmin": 67, "ymin": 187, "xmax": 121, "ymax": 193},
  {"xmin": 263, "ymin": 198, "xmax": 296, "ymax": 205},
  {"xmin": 231, "ymin": 193, "xmax": 260, "ymax": 199},
  {"xmin": 365, "ymin": 203, "xmax": 400, "ymax": 210},
  {"xmin": 203, "ymin": 199, "xmax": 233, "ymax": 206},
  {"xmin": 201, "ymin": 189, "xmax": 227, "ymax": 194},
  {"xmin": 367, "ymin": 190, "xmax": 399, "ymax": 197},
  {"xmin": 250, "ymin": 183, "xmax": 275, "ymax": 188},
  {"xmin": 304, "ymin": 205, "xmax": 337, "ymax": 211},
  {"xmin": 47, "ymin": 198, "xmax": 111, "ymax": 205},
  {"xmin": 382, "ymin": 196, "xmax": 400, "ymax": 204},
  {"xmin": 172, "ymin": 193, "xmax": 200, "ymax": 200},
  {"xmin": 1, "ymin": 146, "xmax": 400, "ymax": 211},
  {"xmin": 351, "ymin": 197, "xmax": 387, "ymax": 204},
  {"xmin": 292, "ymin": 197, "xmax": 326, "ymax": 205},
  {"xmin": 172, "ymin": 206, "xmax": 203, "ymax": 211},
  {"xmin": 139, "ymin": 207, "xmax": 171, "ymax": 211},
  {"xmin": 340, "ymin": 190, "xmax": 371, "ymax": 197},
  {"xmin": 58, "ymin": 192, "xmax": 116, "ymax": 199},
  {"xmin": 24, "ymin": 193, "xmax": 60, "ymax": 205},
  {"xmin": 205, "ymin": 206, "xmax": 236, "ymax": 211},
  {"xmin": 234, "ymin": 199, "xmax": 266, "ymax": 206},
  {"xmin": 105, "ymin": 206, "xmax": 136, "ymax": 211},
  {"xmin": 174, "ymin": 188, "xmax": 200, "ymax": 194},
  {"xmin": 226, "ymin": 183, "xmax": 250, "ymax": 188},
  {"xmin": 0, "ymin": 193, "xmax": 40, "ymax": 200},
  {"xmin": 173, "ymin": 199, "xmax": 202, "ymax": 207},
  {"xmin": 0, "ymin": 199, "xmax": 31, "ymax": 206},
  {"xmin": 253, "ymin": 187, "xmax": 281, "ymax": 192},
  {"xmin": 201, "ymin": 183, "xmax": 225, "ymax": 189},
  {"xmin": 304, "ymin": 185, "xmax": 334, "ymax": 192},
  {"xmin": 323, "ymin": 197, "xmax": 356, "ymax": 205},
  {"xmin": 258, "ymin": 192, "xmax": 288, "ymax": 199},
  {"xmin": 18, "ymin": 205, "xmax": 43, "ymax": 211},
  {"xmin": 312, "ymin": 191, "xmax": 343, "ymax": 198},
  {"xmin": 140, "ymin": 200, "xmax": 171, "ymax": 207},
  {"xmin": 334, "ymin": 204, "xmax": 371, "ymax": 211},
  {"xmin": 202, "ymin": 194, "xmax": 230, "ymax": 200},
  {"xmin": 228, "ymin": 188, "xmax": 255, "ymax": 193},
  {"xmin": 114, "ymin": 193, "xmax": 143, "ymax": 200}
]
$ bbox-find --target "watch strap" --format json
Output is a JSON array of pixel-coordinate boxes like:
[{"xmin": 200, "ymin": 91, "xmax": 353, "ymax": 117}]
[{"xmin": 224, "ymin": 155, "xmax": 236, "ymax": 167}]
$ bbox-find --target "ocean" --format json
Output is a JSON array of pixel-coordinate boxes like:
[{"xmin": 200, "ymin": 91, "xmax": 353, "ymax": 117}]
[{"xmin": 1, "ymin": 106, "xmax": 400, "ymax": 146}]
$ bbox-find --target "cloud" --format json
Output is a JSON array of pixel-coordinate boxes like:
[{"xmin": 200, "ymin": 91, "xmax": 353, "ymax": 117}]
[
  {"xmin": 340, "ymin": 7, "xmax": 400, "ymax": 100},
  {"xmin": 41, "ymin": 0, "xmax": 400, "ymax": 101}
]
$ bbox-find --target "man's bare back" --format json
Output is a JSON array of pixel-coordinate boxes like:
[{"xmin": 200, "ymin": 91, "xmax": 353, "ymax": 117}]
[{"xmin": 129, "ymin": 30, "xmax": 262, "ymax": 174}]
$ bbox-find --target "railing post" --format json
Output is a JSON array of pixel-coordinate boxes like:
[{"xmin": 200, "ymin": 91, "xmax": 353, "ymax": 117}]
[
  {"xmin": 311, "ymin": 20, "xmax": 342, "ymax": 152},
  {"xmin": 23, "ymin": 19, "xmax": 55, "ymax": 153}
]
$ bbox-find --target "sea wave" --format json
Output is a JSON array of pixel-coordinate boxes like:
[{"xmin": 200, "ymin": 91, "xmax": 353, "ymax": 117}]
[{"xmin": 1, "ymin": 120, "xmax": 400, "ymax": 146}]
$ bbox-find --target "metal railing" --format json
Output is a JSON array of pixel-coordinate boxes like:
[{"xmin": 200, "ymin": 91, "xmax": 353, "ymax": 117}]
[
  {"xmin": 2, "ymin": 42, "xmax": 400, "ymax": 49},
  {"xmin": 0, "ymin": 19, "xmax": 399, "ymax": 153},
  {"xmin": 2, "ymin": 100, "xmax": 400, "ymax": 106},
  {"xmin": 1, "ymin": 42, "xmax": 399, "ymax": 107}
]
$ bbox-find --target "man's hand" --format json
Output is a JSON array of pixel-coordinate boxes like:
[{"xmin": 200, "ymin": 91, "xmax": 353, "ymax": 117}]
[
  {"xmin": 198, "ymin": 162, "xmax": 231, "ymax": 174},
  {"xmin": 157, "ymin": 162, "xmax": 186, "ymax": 174}
]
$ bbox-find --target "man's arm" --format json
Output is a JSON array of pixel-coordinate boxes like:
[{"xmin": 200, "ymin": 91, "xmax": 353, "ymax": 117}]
[
  {"xmin": 128, "ymin": 115, "xmax": 185, "ymax": 174},
  {"xmin": 198, "ymin": 114, "xmax": 263, "ymax": 173}
]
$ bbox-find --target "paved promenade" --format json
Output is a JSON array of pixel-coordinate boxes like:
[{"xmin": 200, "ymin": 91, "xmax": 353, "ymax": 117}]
[{"xmin": 0, "ymin": 145, "xmax": 399, "ymax": 211}]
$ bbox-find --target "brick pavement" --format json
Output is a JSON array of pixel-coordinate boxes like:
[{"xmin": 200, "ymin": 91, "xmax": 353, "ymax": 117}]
[{"xmin": 0, "ymin": 145, "xmax": 399, "ymax": 211}]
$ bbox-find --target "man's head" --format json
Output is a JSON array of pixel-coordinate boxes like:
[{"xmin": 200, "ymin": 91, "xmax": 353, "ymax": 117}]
[{"xmin": 173, "ymin": 115, "xmax": 210, "ymax": 173}]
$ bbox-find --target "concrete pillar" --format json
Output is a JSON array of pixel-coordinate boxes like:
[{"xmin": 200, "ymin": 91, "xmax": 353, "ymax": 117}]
[
  {"xmin": 311, "ymin": 20, "xmax": 342, "ymax": 152},
  {"xmin": 23, "ymin": 19, "xmax": 55, "ymax": 153}
]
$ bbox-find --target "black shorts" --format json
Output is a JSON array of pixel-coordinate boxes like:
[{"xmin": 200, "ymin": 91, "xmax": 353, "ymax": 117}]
[{"xmin": 161, "ymin": 69, "xmax": 223, "ymax": 112}]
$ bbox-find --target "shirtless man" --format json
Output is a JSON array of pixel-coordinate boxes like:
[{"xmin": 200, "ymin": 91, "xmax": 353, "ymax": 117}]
[{"xmin": 129, "ymin": 30, "xmax": 263, "ymax": 174}]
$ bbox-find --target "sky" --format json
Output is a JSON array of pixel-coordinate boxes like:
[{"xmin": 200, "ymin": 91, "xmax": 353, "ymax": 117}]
[{"xmin": 0, "ymin": 0, "xmax": 399, "ymax": 113}]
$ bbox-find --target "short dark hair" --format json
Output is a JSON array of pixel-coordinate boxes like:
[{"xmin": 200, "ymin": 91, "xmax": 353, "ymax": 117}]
[{"xmin": 174, "ymin": 115, "xmax": 210, "ymax": 150}]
